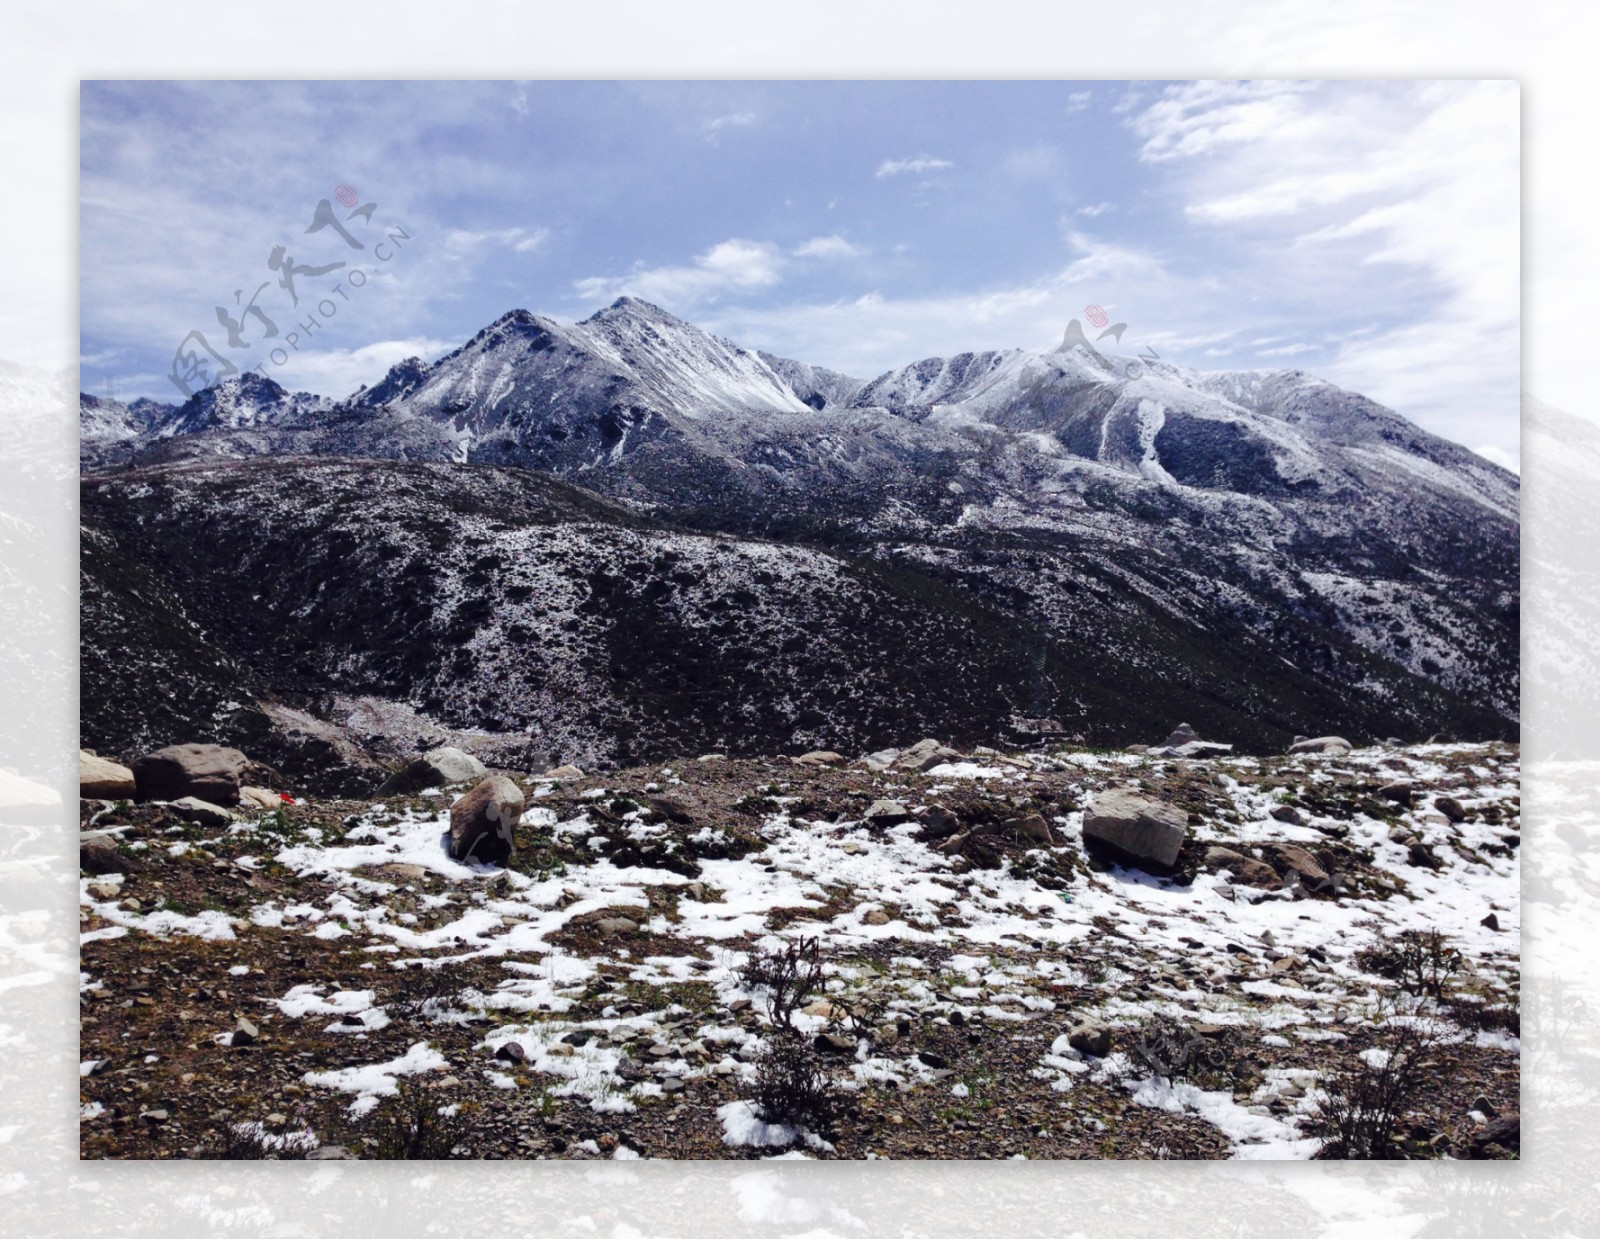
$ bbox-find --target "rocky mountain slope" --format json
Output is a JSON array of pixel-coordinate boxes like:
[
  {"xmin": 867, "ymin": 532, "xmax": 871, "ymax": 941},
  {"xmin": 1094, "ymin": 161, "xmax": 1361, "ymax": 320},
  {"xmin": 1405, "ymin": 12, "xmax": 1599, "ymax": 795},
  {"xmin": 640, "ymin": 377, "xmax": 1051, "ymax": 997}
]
[{"xmin": 79, "ymin": 300, "xmax": 1519, "ymax": 786}]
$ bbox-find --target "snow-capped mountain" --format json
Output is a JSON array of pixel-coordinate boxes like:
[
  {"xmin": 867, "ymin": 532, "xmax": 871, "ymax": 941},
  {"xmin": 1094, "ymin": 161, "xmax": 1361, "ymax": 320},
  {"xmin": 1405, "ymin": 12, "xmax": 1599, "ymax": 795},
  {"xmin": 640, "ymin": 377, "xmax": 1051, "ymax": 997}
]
[{"xmin": 77, "ymin": 300, "xmax": 1520, "ymax": 786}]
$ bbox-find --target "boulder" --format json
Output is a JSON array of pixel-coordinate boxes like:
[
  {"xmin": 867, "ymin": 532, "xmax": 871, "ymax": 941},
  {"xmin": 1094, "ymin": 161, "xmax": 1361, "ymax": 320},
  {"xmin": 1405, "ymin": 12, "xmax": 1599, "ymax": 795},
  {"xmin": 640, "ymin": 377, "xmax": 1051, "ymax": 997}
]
[
  {"xmin": 79, "ymin": 750, "xmax": 135, "ymax": 800},
  {"xmin": 1268, "ymin": 844, "xmax": 1329, "ymax": 885},
  {"xmin": 1269, "ymin": 804, "xmax": 1305, "ymax": 825},
  {"xmin": 169, "ymin": 797, "xmax": 238, "ymax": 827},
  {"xmin": 1287, "ymin": 736, "xmax": 1352, "ymax": 757},
  {"xmin": 894, "ymin": 739, "xmax": 961, "ymax": 772},
  {"xmin": 1377, "ymin": 781, "xmax": 1414, "ymax": 805},
  {"xmin": 1161, "ymin": 723, "xmax": 1199, "ymax": 749},
  {"xmin": 1203, "ymin": 846, "xmax": 1282, "ymax": 890},
  {"xmin": 132, "ymin": 743, "xmax": 249, "ymax": 805},
  {"xmin": 1081, "ymin": 789, "xmax": 1187, "ymax": 871},
  {"xmin": 862, "ymin": 799, "xmax": 911, "ymax": 826},
  {"xmin": 914, "ymin": 805, "xmax": 962, "ymax": 839},
  {"xmin": 1067, "ymin": 1022, "xmax": 1112, "ymax": 1058},
  {"xmin": 794, "ymin": 750, "xmax": 846, "ymax": 767},
  {"xmin": 1165, "ymin": 740, "xmax": 1233, "ymax": 759},
  {"xmin": 595, "ymin": 917, "xmax": 639, "ymax": 935},
  {"xmin": 447, "ymin": 775, "xmax": 524, "ymax": 865},
  {"xmin": 377, "ymin": 746, "xmax": 489, "ymax": 796},
  {"xmin": 80, "ymin": 836, "xmax": 131, "ymax": 875},
  {"xmin": 1005, "ymin": 814, "xmax": 1055, "ymax": 846},
  {"xmin": 543, "ymin": 764, "xmax": 585, "ymax": 781},
  {"xmin": 859, "ymin": 748, "xmax": 900, "ymax": 772},
  {"xmin": 1434, "ymin": 795, "xmax": 1468, "ymax": 822}
]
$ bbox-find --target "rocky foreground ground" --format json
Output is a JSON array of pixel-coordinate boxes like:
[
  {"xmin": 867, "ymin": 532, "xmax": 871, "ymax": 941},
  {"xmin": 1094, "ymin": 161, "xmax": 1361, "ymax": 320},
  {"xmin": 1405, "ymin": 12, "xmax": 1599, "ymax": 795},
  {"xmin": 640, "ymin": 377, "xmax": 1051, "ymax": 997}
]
[{"xmin": 78, "ymin": 733, "xmax": 1520, "ymax": 1161}]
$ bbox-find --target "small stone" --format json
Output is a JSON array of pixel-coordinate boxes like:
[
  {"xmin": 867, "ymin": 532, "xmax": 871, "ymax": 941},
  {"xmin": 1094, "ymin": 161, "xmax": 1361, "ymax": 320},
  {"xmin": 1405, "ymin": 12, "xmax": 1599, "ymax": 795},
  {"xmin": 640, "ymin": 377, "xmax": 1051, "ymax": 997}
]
[
  {"xmin": 265, "ymin": 1112, "xmax": 287, "ymax": 1126},
  {"xmin": 232, "ymin": 1017, "xmax": 259, "ymax": 1047},
  {"xmin": 918, "ymin": 1050, "xmax": 949, "ymax": 1069},
  {"xmin": 1481, "ymin": 911, "xmax": 1501, "ymax": 931},
  {"xmin": 915, "ymin": 805, "xmax": 962, "ymax": 839},
  {"xmin": 308, "ymin": 1145, "xmax": 355, "ymax": 1160},
  {"xmin": 1268, "ymin": 805, "xmax": 1305, "ymax": 826},
  {"xmin": 140, "ymin": 1109, "xmax": 170, "ymax": 1123},
  {"xmin": 595, "ymin": 917, "xmax": 639, "ymax": 935},
  {"xmin": 1067, "ymin": 1023, "xmax": 1112, "ymax": 1058},
  {"xmin": 494, "ymin": 1041, "xmax": 526, "ymax": 1063},
  {"xmin": 862, "ymin": 908, "xmax": 891, "ymax": 926},
  {"xmin": 815, "ymin": 1031, "xmax": 856, "ymax": 1053},
  {"xmin": 169, "ymin": 796, "xmax": 238, "ymax": 827},
  {"xmin": 1435, "ymin": 795, "xmax": 1469, "ymax": 822},
  {"xmin": 543, "ymin": 764, "xmax": 585, "ymax": 781}
]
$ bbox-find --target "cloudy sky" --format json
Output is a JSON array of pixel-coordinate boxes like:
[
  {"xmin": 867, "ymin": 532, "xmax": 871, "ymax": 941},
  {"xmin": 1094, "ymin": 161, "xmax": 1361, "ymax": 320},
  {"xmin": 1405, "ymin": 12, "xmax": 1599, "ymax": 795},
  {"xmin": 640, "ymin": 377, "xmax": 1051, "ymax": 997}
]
[{"xmin": 80, "ymin": 79, "xmax": 1519, "ymax": 466}]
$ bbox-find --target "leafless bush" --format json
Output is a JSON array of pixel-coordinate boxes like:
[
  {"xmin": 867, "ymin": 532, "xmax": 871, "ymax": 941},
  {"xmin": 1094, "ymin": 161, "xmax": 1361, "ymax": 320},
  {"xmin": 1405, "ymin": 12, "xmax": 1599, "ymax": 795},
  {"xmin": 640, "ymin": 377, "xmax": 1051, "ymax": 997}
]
[
  {"xmin": 1130, "ymin": 1016, "xmax": 1228, "ymax": 1086},
  {"xmin": 1308, "ymin": 1015, "xmax": 1454, "ymax": 1160},
  {"xmin": 363, "ymin": 1080, "xmax": 470, "ymax": 1159},
  {"xmin": 740, "ymin": 936, "xmax": 824, "ymax": 1030},
  {"xmin": 751, "ymin": 1030, "xmax": 844, "ymax": 1133},
  {"xmin": 1357, "ymin": 929, "xmax": 1462, "ymax": 1000},
  {"xmin": 199, "ymin": 1121, "xmax": 315, "ymax": 1160}
]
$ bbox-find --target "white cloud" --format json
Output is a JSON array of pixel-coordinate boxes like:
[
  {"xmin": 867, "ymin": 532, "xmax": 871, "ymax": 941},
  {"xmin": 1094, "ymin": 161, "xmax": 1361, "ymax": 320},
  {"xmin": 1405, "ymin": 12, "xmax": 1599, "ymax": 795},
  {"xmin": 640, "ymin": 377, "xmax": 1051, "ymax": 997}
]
[
  {"xmin": 1472, "ymin": 444, "xmax": 1520, "ymax": 474},
  {"xmin": 1077, "ymin": 202, "xmax": 1115, "ymax": 218},
  {"xmin": 1067, "ymin": 90, "xmax": 1092, "ymax": 112},
  {"xmin": 703, "ymin": 111, "xmax": 757, "ymax": 140},
  {"xmin": 1127, "ymin": 80, "xmax": 1519, "ymax": 459},
  {"xmin": 443, "ymin": 226, "xmax": 549, "ymax": 255},
  {"xmin": 875, "ymin": 156, "xmax": 953, "ymax": 178},
  {"xmin": 791, "ymin": 235, "xmax": 865, "ymax": 260},
  {"xmin": 573, "ymin": 238, "xmax": 785, "ymax": 310},
  {"xmin": 259, "ymin": 336, "xmax": 459, "ymax": 399}
]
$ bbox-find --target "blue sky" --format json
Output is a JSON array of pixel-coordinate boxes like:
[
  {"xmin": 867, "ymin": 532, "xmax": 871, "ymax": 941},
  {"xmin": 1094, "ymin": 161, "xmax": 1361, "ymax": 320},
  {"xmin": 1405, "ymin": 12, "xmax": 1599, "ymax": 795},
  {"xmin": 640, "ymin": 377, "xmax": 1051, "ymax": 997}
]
[{"xmin": 80, "ymin": 79, "xmax": 1519, "ymax": 465}]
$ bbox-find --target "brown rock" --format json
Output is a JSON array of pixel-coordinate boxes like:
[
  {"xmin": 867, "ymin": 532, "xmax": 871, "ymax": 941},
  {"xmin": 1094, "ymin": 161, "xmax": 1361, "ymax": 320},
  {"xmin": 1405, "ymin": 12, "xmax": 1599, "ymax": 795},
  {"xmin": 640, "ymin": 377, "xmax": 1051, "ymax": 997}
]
[
  {"xmin": 80, "ymin": 836, "xmax": 132, "ymax": 875},
  {"xmin": 1434, "ymin": 795, "xmax": 1468, "ymax": 822},
  {"xmin": 1203, "ymin": 846, "xmax": 1282, "ymax": 890},
  {"xmin": 448, "ymin": 775, "xmax": 524, "ymax": 865},
  {"xmin": 1005, "ymin": 814, "xmax": 1055, "ymax": 846},
  {"xmin": 80, "ymin": 750, "xmax": 135, "ymax": 800},
  {"xmin": 1269, "ymin": 844, "xmax": 1329, "ymax": 885},
  {"xmin": 132, "ymin": 743, "xmax": 249, "ymax": 806}
]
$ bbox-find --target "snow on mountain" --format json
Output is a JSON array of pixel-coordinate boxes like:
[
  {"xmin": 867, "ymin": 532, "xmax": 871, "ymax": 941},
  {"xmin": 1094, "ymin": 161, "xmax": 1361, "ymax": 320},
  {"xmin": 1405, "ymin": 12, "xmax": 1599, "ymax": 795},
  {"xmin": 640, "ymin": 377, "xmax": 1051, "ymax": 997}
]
[{"xmin": 76, "ymin": 301, "xmax": 1521, "ymax": 774}]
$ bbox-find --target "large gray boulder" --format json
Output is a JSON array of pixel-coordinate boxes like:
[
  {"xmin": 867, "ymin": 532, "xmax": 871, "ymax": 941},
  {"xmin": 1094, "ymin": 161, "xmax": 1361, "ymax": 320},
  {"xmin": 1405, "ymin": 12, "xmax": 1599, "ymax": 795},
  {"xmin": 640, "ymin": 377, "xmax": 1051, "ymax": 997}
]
[
  {"xmin": 377, "ymin": 746, "xmax": 489, "ymax": 796},
  {"xmin": 131, "ymin": 743, "xmax": 249, "ymax": 806},
  {"xmin": 80, "ymin": 750, "xmax": 135, "ymax": 800},
  {"xmin": 448, "ymin": 775, "xmax": 524, "ymax": 865},
  {"xmin": 1081, "ymin": 789, "xmax": 1187, "ymax": 871},
  {"xmin": 894, "ymin": 739, "xmax": 962, "ymax": 772},
  {"xmin": 1287, "ymin": 736, "xmax": 1353, "ymax": 756}
]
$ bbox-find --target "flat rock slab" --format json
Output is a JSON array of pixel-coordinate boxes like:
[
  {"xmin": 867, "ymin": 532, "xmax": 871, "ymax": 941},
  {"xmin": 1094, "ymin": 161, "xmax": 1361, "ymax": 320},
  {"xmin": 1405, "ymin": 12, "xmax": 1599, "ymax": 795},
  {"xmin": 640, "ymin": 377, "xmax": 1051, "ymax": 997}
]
[
  {"xmin": 80, "ymin": 751, "xmax": 135, "ymax": 800},
  {"xmin": 1081, "ymin": 788, "xmax": 1187, "ymax": 871},
  {"xmin": 1288, "ymin": 736, "xmax": 1353, "ymax": 756}
]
